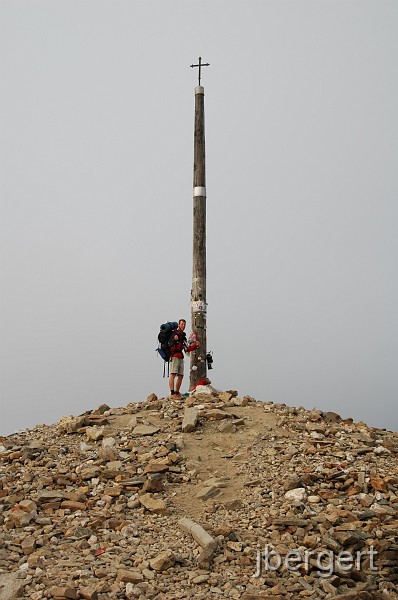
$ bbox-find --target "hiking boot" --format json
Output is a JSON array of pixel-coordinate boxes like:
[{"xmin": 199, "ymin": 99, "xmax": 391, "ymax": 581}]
[{"xmin": 173, "ymin": 392, "xmax": 182, "ymax": 399}]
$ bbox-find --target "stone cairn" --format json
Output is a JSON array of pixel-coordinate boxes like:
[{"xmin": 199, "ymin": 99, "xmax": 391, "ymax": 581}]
[{"xmin": 0, "ymin": 387, "xmax": 397, "ymax": 599}]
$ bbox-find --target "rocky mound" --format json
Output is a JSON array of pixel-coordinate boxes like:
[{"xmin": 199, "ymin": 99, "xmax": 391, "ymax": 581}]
[{"xmin": 0, "ymin": 388, "xmax": 397, "ymax": 600}]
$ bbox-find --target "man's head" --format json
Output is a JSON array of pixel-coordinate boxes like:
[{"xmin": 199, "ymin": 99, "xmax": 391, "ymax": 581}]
[{"xmin": 178, "ymin": 319, "xmax": 186, "ymax": 331}]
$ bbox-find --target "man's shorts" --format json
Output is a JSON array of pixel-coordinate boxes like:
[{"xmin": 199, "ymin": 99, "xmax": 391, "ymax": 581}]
[{"xmin": 170, "ymin": 357, "xmax": 184, "ymax": 376}]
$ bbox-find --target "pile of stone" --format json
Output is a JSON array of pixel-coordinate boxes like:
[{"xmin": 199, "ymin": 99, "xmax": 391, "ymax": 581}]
[{"xmin": 0, "ymin": 387, "xmax": 397, "ymax": 599}]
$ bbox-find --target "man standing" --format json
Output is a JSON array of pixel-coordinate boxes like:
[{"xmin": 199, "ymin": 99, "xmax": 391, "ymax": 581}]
[{"xmin": 169, "ymin": 319, "xmax": 198, "ymax": 398}]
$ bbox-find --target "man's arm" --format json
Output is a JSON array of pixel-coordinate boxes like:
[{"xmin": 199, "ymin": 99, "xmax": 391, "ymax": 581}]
[
  {"xmin": 168, "ymin": 334, "xmax": 178, "ymax": 348},
  {"xmin": 186, "ymin": 341, "xmax": 200, "ymax": 353}
]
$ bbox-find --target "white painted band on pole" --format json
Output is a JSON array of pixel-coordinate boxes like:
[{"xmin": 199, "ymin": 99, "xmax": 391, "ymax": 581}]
[
  {"xmin": 195, "ymin": 85, "xmax": 204, "ymax": 95},
  {"xmin": 193, "ymin": 186, "xmax": 206, "ymax": 197}
]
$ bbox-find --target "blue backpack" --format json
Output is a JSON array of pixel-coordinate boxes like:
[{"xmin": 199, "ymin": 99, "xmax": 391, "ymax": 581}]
[{"xmin": 156, "ymin": 321, "xmax": 178, "ymax": 376}]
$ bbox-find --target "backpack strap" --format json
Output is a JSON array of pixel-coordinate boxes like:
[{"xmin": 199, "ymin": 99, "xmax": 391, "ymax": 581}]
[{"xmin": 162, "ymin": 359, "xmax": 170, "ymax": 378}]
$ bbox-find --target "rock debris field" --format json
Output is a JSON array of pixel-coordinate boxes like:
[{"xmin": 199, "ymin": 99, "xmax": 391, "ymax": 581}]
[{"xmin": 0, "ymin": 387, "xmax": 397, "ymax": 600}]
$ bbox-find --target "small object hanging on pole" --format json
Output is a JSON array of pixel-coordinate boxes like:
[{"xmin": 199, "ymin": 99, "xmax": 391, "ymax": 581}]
[{"xmin": 190, "ymin": 56, "xmax": 210, "ymax": 86}]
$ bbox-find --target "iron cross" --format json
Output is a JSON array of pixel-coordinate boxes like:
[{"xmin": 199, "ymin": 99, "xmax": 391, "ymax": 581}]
[{"xmin": 190, "ymin": 57, "xmax": 210, "ymax": 86}]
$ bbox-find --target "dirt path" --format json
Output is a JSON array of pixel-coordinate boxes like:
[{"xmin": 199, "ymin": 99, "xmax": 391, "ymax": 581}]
[{"xmin": 169, "ymin": 404, "xmax": 280, "ymax": 520}]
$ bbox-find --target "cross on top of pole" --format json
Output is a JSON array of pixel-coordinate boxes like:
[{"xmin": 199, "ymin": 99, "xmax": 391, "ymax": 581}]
[{"xmin": 190, "ymin": 56, "xmax": 210, "ymax": 86}]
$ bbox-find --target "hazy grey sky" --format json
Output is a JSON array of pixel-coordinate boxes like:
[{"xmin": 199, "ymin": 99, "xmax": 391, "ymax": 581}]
[{"xmin": 1, "ymin": 1, "xmax": 397, "ymax": 436}]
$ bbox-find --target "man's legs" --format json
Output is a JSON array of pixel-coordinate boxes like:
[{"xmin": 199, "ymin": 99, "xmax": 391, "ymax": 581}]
[
  {"xmin": 169, "ymin": 373, "xmax": 176, "ymax": 395},
  {"xmin": 175, "ymin": 375, "xmax": 183, "ymax": 394},
  {"xmin": 169, "ymin": 357, "xmax": 184, "ymax": 397}
]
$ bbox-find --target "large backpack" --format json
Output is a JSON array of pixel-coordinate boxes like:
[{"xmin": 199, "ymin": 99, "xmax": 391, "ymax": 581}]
[{"xmin": 156, "ymin": 321, "xmax": 178, "ymax": 377}]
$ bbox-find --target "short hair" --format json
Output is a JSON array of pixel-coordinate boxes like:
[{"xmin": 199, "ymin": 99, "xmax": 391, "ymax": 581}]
[{"xmin": 179, "ymin": 319, "xmax": 186, "ymax": 325}]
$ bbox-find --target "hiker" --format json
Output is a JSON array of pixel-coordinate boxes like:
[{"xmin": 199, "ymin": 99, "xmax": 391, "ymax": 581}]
[{"xmin": 169, "ymin": 319, "xmax": 198, "ymax": 398}]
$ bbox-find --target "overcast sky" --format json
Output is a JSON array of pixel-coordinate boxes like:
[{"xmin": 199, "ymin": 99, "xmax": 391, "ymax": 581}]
[{"xmin": 1, "ymin": 1, "xmax": 397, "ymax": 436}]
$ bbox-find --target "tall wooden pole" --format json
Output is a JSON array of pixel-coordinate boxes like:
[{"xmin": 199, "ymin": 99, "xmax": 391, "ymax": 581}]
[{"xmin": 190, "ymin": 59, "xmax": 209, "ymax": 389}]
